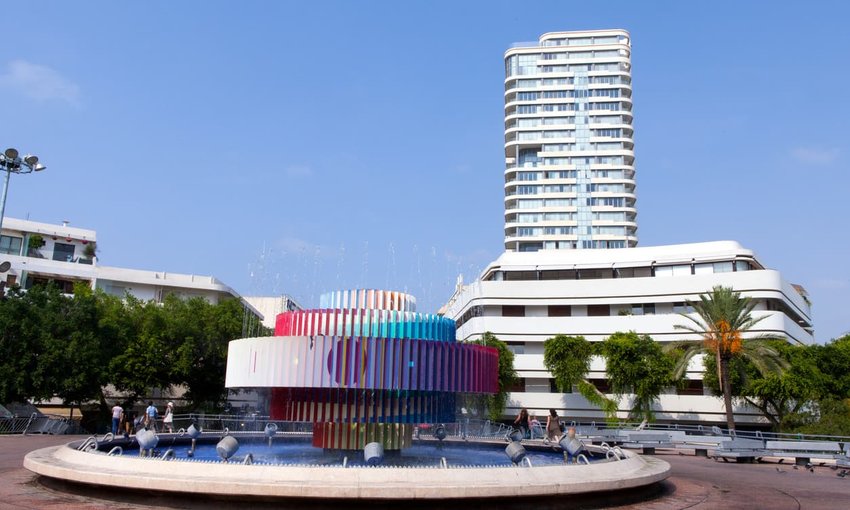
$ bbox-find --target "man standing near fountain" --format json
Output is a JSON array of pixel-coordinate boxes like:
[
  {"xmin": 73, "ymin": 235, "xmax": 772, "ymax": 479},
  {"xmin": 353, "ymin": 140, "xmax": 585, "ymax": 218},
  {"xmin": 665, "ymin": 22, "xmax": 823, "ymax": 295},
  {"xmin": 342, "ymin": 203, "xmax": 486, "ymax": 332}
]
[
  {"xmin": 144, "ymin": 402, "xmax": 159, "ymax": 432},
  {"xmin": 110, "ymin": 403, "xmax": 123, "ymax": 436}
]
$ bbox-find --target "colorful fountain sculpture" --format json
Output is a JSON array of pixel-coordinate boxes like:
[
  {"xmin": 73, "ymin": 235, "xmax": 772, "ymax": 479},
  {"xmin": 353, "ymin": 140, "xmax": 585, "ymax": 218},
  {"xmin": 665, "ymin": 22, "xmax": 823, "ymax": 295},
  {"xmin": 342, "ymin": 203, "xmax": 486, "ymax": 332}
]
[{"xmin": 225, "ymin": 289, "xmax": 499, "ymax": 451}]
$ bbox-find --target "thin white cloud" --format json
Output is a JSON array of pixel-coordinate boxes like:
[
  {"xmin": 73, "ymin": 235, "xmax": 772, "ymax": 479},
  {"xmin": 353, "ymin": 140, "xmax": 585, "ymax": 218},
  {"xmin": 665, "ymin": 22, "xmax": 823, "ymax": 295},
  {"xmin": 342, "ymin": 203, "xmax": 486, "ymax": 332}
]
[
  {"xmin": 0, "ymin": 60, "xmax": 81, "ymax": 106},
  {"xmin": 791, "ymin": 146, "xmax": 840, "ymax": 165},
  {"xmin": 285, "ymin": 165, "xmax": 313, "ymax": 178}
]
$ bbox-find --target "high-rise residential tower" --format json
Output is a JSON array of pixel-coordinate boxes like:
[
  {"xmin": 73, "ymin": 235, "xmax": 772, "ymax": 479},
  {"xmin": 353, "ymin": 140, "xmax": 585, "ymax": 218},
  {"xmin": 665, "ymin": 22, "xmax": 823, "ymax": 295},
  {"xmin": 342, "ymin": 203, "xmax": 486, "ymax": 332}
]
[{"xmin": 504, "ymin": 29, "xmax": 637, "ymax": 252}]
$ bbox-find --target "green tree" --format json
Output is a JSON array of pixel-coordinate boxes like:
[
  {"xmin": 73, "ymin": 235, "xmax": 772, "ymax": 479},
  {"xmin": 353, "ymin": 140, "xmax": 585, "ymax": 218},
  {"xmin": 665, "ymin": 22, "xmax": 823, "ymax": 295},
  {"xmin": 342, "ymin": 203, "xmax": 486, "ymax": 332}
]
[
  {"xmin": 793, "ymin": 398, "xmax": 850, "ymax": 436},
  {"xmin": 543, "ymin": 334, "xmax": 616, "ymax": 419},
  {"xmin": 0, "ymin": 284, "xmax": 119, "ymax": 420},
  {"xmin": 700, "ymin": 342, "xmax": 822, "ymax": 430},
  {"xmin": 474, "ymin": 332, "xmax": 518, "ymax": 421},
  {"xmin": 37, "ymin": 285, "xmax": 119, "ymax": 417},
  {"xmin": 0, "ymin": 285, "xmax": 48, "ymax": 403},
  {"xmin": 669, "ymin": 285, "xmax": 787, "ymax": 430},
  {"xmin": 813, "ymin": 334, "xmax": 850, "ymax": 399},
  {"xmin": 171, "ymin": 297, "xmax": 251, "ymax": 410},
  {"xmin": 741, "ymin": 341, "xmax": 824, "ymax": 430},
  {"xmin": 600, "ymin": 332, "xmax": 674, "ymax": 422},
  {"xmin": 107, "ymin": 296, "xmax": 174, "ymax": 400}
]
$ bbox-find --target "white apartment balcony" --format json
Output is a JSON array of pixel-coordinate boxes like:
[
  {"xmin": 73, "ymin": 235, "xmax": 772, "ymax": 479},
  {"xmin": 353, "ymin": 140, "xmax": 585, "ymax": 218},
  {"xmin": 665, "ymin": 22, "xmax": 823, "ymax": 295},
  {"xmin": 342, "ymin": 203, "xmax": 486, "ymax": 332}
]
[{"xmin": 2, "ymin": 252, "xmax": 98, "ymax": 294}]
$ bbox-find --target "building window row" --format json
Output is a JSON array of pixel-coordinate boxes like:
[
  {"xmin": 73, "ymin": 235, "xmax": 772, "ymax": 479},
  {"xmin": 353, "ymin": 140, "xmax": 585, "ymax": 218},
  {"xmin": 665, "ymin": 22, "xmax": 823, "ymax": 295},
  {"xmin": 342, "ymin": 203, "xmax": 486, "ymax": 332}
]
[
  {"xmin": 507, "ymin": 62, "xmax": 628, "ymax": 77},
  {"xmin": 590, "ymin": 197, "xmax": 625, "ymax": 207},
  {"xmin": 506, "ymin": 377, "xmax": 703, "ymax": 396},
  {"xmin": 514, "ymin": 102, "xmax": 628, "ymax": 115},
  {"xmin": 512, "ymin": 183, "xmax": 629, "ymax": 195},
  {"xmin": 518, "ymin": 155, "xmax": 627, "ymax": 167},
  {"xmin": 517, "ymin": 227, "xmax": 577, "ymax": 237},
  {"xmin": 515, "ymin": 89, "xmax": 622, "ymax": 101},
  {"xmin": 510, "ymin": 114, "xmax": 630, "ymax": 125},
  {"xmin": 486, "ymin": 260, "xmax": 753, "ymax": 281},
  {"xmin": 509, "ymin": 211, "xmax": 634, "ymax": 224},
  {"xmin": 513, "ymin": 123, "xmax": 631, "ymax": 137},
  {"xmin": 456, "ymin": 305, "xmax": 483, "ymax": 327},
  {"xmin": 541, "ymin": 49, "xmax": 624, "ymax": 60},
  {"xmin": 512, "ymin": 170, "xmax": 630, "ymax": 182},
  {"xmin": 495, "ymin": 302, "xmax": 697, "ymax": 318},
  {"xmin": 516, "ymin": 240, "xmax": 629, "ymax": 251},
  {"xmin": 512, "ymin": 197, "xmax": 636, "ymax": 210},
  {"xmin": 516, "ymin": 212, "xmax": 578, "ymax": 223},
  {"xmin": 513, "ymin": 139, "xmax": 632, "ymax": 153},
  {"xmin": 512, "ymin": 76, "xmax": 630, "ymax": 89},
  {"xmin": 541, "ymin": 35, "xmax": 625, "ymax": 47},
  {"xmin": 515, "ymin": 198, "xmax": 574, "ymax": 209}
]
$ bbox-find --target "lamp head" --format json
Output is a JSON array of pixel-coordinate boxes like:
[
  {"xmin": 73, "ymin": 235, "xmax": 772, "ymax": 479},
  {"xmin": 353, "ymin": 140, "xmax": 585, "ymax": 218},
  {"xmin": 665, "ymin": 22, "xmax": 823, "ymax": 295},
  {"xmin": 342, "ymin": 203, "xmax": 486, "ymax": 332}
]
[
  {"xmin": 4, "ymin": 148, "xmax": 19, "ymax": 159},
  {"xmin": 24, "ymin": 154, "xmax": 38, "ymax": 166},
  {"xmin": 33, "ymin": 163, "xmax": 46, "ymax": 172}
]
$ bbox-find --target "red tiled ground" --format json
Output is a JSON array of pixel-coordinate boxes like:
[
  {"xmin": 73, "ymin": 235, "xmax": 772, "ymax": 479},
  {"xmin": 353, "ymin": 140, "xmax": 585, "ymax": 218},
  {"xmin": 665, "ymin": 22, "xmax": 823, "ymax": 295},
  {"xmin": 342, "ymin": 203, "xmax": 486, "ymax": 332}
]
[{"xmin": 2, "ymin": 436, "xmax": 849, "ymax": 509}]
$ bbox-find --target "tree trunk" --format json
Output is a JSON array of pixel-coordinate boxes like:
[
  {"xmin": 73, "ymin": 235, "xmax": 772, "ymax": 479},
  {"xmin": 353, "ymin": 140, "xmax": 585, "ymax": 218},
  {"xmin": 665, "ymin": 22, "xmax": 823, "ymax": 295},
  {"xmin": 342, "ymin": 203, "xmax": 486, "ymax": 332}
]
[{"xmin": 720, "ymin": 357, "xmax": 735, "ymax": 431}]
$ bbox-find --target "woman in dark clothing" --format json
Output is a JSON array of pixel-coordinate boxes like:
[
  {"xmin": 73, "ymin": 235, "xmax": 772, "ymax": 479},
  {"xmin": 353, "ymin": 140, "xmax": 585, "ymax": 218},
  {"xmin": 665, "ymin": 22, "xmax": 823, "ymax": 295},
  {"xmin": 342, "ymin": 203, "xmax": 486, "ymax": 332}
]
[
  {"xmin": 513, "ymin": 408, "xmax": 531, "ymax": 438},
  {"xmin": 546, "ymin": 408, "xmax": 561, "ymax": 441}
]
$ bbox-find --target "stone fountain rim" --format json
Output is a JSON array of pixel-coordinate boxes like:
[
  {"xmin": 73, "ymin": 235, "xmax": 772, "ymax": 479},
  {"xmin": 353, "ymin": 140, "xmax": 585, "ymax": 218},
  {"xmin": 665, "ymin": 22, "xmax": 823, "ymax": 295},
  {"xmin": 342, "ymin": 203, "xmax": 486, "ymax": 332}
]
[{"xmin": 24, "ymin": 437, "xmax": 670, "ymax": 500}]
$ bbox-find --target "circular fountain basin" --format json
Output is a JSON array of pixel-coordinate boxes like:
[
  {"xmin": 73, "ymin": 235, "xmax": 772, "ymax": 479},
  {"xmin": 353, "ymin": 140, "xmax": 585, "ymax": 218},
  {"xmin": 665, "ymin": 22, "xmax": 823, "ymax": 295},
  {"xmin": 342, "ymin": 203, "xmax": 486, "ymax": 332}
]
[
  {"xmin": 24, "ymin": 434, "xmax": 670, "ymax": 500},
  {"xmin": 151, "ymin": 435, "xmax": 603, "ymax": 467}
]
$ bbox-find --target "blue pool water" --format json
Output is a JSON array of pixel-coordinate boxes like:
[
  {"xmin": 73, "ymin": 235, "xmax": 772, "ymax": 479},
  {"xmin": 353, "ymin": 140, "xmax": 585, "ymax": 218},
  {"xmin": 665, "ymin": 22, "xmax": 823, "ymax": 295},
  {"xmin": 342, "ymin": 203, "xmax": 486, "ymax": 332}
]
[{"xmin": 143, "ymin": 436, "xmax": 599, "ymax": 468}]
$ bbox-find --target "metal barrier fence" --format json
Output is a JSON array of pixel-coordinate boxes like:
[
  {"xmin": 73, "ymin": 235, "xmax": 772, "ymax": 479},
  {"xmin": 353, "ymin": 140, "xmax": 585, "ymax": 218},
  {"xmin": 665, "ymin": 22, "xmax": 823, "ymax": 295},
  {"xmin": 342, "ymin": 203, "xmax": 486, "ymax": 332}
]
[
  {"xmin": 578, "ymin": 420, "xmax": 850, "ymax": 444},
  {"xmin": 0, "ymin": 413, "xmax": 70, "ymax": 435},
  {"xmin": 141, "ymin": 414, "xmax": 850, "ymax": 452},
  {"xmin": 164, "ymin": 415, "xmax": 516, "ymax": 440},
  {"xmin": 170, "ymin": 414, "xmax": 312, "ymax": 435}
]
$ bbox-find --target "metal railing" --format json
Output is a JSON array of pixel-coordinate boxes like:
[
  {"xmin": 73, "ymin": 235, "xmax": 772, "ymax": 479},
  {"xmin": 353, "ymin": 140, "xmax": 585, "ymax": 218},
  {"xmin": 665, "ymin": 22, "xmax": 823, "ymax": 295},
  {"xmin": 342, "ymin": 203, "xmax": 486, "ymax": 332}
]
[
  {"xmin": 586, "ymin": 420, "xmax": 850, "ymax": 444},
  {"xmin": 158, "ymin": 415, "xmax": 516, "ymax": 441},
  {"xmin": 0, "ymin": 414, "xmax": 35, "ymax": 434},
  {"xmin": 167, "ymin": 414, "xmax": 311, "ymax": 435},
  {"xmin": 0, "ymin": 412, "xmax": 70, "ymax": 435},
  {"xmin": 131, "ymin": 414, "xmax": 850, "ymax": 456}
]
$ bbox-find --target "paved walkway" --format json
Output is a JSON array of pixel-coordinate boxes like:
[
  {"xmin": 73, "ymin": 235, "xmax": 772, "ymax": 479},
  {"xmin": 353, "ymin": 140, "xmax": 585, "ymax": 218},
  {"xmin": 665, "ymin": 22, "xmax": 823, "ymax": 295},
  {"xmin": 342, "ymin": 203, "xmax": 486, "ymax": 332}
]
[{"xmin": 1, "ymin": 436, "xmax": 849, "ymax": 509}]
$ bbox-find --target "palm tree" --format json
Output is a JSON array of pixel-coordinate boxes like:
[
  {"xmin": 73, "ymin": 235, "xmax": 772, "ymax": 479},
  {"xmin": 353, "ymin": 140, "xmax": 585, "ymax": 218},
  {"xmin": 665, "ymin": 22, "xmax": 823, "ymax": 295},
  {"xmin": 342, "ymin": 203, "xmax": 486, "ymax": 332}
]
[{"xmin": 669, "ymin": 286, "xmax": 787, "ymax": 431}]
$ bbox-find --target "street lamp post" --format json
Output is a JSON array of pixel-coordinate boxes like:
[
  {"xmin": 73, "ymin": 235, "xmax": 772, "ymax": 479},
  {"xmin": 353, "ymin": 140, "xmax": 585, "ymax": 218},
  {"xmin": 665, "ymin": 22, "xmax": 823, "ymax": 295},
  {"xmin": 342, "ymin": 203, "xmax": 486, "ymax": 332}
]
[{"xmin": 0, "ymin": 147, "xmax": 46, "ymax": 236}]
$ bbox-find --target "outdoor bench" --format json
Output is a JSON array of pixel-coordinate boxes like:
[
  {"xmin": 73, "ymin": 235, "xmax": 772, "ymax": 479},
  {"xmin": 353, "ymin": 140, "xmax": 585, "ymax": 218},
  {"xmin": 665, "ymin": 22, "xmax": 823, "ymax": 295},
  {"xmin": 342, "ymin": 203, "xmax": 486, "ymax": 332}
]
[
  {"xmin": 714, "ymin": 438, "xmax": 767, "ymax": 463},
  {"xmin": 764, "ymin": 440, "xmax": 844, "ymax": 466},
  {"xmin": 622, "ymin": 432, "xmax": 674, "ymax": 454}
]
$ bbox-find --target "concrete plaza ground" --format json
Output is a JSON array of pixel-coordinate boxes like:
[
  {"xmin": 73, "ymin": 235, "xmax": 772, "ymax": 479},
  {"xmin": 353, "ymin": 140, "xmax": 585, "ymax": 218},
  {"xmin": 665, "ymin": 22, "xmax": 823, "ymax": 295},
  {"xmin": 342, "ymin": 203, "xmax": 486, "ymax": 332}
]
[{"xmin": 1, "ymin": 434, "xmax": 849, "ymax": 509}]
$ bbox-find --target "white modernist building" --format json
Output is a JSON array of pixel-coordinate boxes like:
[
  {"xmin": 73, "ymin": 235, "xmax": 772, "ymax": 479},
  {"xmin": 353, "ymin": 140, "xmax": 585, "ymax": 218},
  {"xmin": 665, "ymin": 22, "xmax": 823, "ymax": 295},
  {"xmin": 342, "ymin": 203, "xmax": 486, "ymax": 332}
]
[
  {"xmin": 442, "ymin": 241, "xmax": 814, "ymax": 425},
  {"xmin": 242, "ymin": 295, "xmax": 303, "ymax": 330},
  {"xmin": 0, "ymin": 217, "xmax": 260, "ymax": 314},
  {"xmin": 504, "ymin": 29, "xmax": 637, "ymax": 252},
  {"xmin": 445, "ymin": 28, "xmax": 814, "ymax": 426},
  {"xmin": 1, "ymin": 216, "xmax": 269, "ymax": 411}
]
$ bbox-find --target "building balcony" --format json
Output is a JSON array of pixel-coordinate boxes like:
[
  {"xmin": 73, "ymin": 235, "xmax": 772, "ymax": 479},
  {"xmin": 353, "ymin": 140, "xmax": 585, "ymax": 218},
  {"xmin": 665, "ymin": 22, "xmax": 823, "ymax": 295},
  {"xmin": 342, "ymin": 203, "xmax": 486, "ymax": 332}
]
[{"xmin": 2, "ymin": 253, "xmax": 98, "ymax": 290}]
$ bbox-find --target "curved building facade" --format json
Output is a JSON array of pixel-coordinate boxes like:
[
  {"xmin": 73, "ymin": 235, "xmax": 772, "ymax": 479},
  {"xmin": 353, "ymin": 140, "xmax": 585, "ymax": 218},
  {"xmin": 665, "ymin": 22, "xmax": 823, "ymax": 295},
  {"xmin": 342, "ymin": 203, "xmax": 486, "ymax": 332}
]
[{"xmin": 442, "ymin": 241, "xmax": 814, "ymax": 425}]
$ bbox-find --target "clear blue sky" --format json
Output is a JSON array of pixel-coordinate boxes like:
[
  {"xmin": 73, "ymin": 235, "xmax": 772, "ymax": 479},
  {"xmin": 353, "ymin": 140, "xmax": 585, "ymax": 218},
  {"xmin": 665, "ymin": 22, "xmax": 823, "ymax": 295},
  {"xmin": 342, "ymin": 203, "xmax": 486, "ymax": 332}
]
[{"xmin": 2, "ymin": 1, "xmax": 848, "ymax": 341}]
